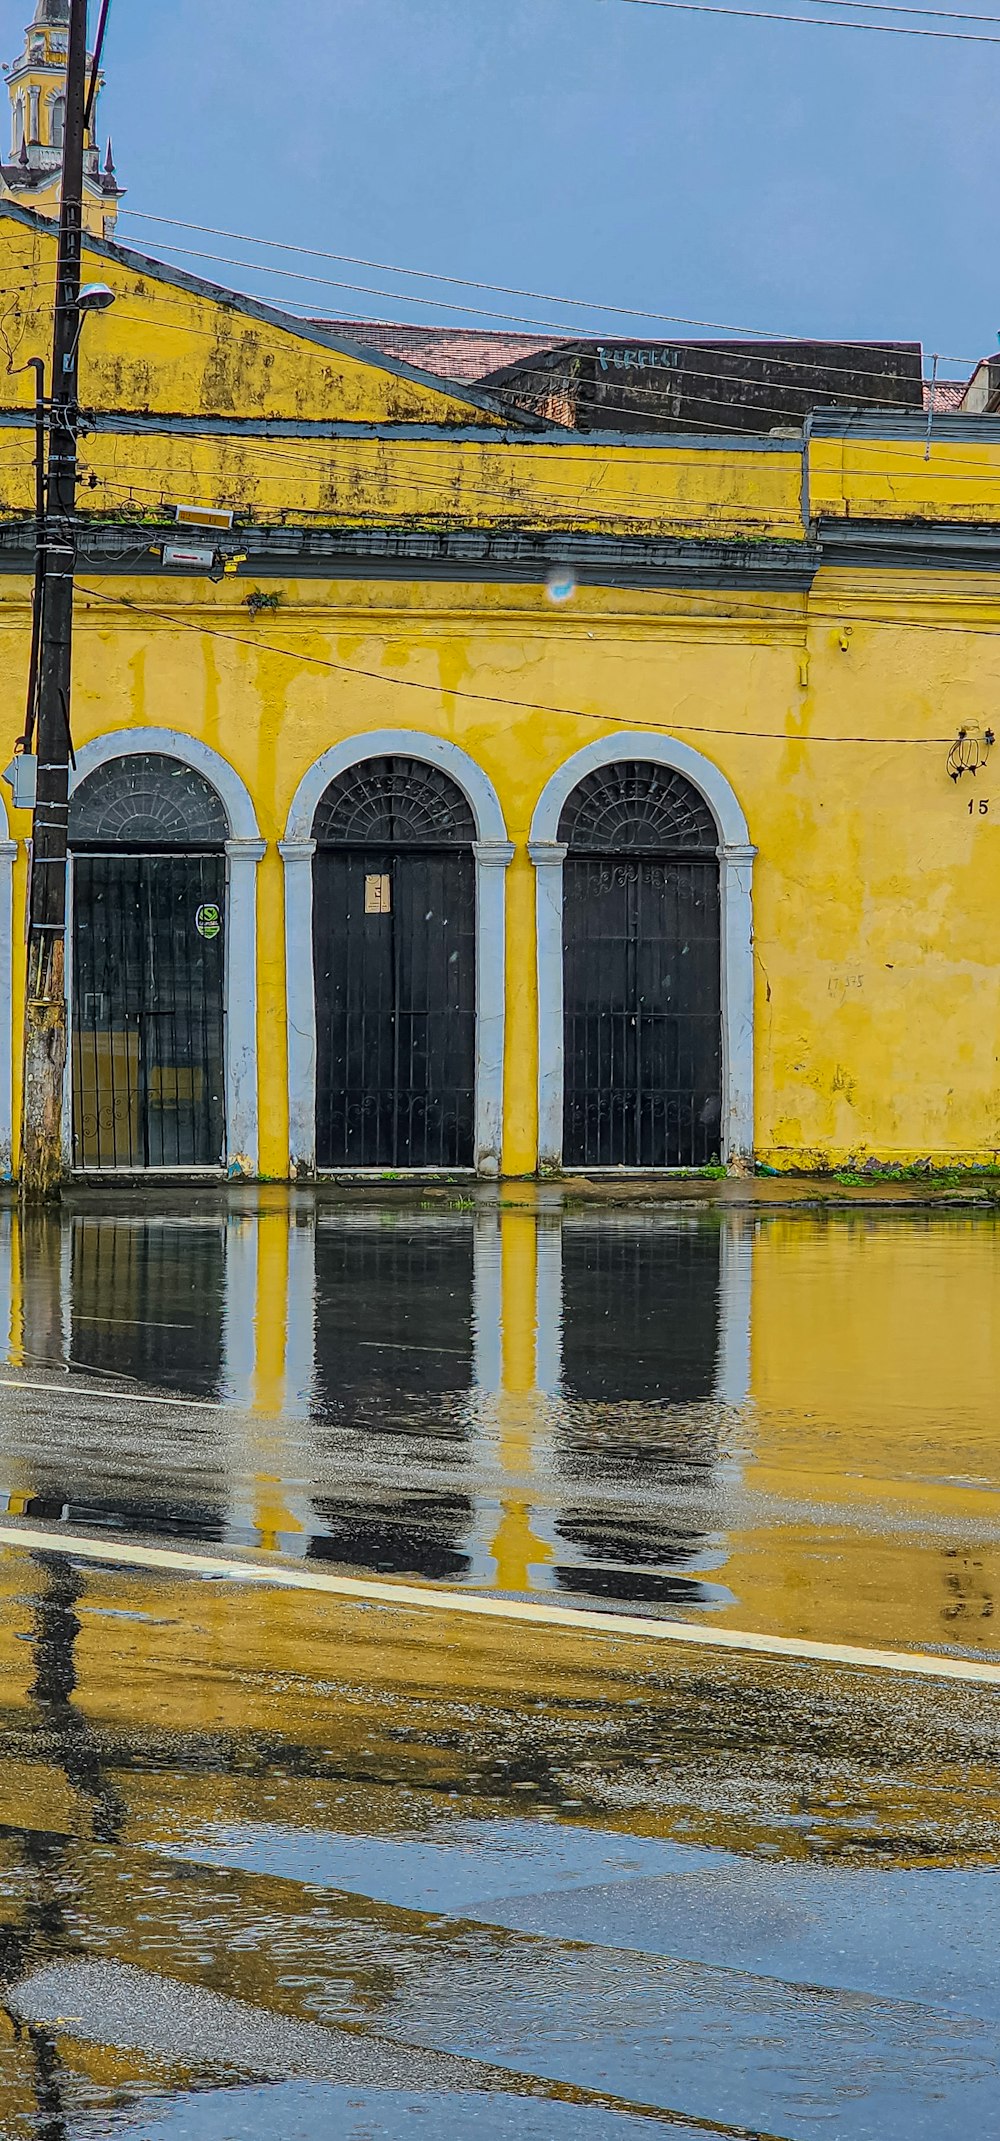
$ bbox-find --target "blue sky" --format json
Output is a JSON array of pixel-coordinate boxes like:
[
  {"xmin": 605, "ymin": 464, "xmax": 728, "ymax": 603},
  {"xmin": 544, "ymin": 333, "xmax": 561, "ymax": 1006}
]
[{"xmin": 7, "ymin": 0, "xmax": 998, "ymax": 375}]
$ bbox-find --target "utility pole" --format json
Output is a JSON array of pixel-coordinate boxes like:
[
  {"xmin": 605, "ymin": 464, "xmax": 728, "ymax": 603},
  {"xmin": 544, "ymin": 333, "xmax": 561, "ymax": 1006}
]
[{"xmin": 20, "ymin": 0, "xmax": 89, "ymax": 1201}]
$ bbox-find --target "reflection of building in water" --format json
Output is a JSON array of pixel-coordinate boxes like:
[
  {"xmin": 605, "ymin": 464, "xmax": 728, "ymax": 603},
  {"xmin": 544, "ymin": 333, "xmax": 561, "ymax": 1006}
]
[
  {"xmin": 70, "ymin": 1215, "xmax": 226, "ymax": 1394},
  {"xmin": 539, "ymin": 1215, "xmax": 744, "ymax": 1607},
  {"xmin": 735, "ymin": 1212, "xmax": 1000, "ymax": 1653},
  {"xmin": 306, "ymin": 1216, "xmax": 476, "ymax": 1580},
  {"xmin": 5, "ymin": 1201, "xmax": 1000, "ymax": 1645},
  {"xmin": 484, "ymin": 1209, "xmax": 556, "ymax": 1593},
  {"xmin": 0, "ymin": 1201, "xmax": 753, "ymax": 1603},
  {"xmin": 2, "ymin": 1212, "xmax": 232, "ymax": 1540}
]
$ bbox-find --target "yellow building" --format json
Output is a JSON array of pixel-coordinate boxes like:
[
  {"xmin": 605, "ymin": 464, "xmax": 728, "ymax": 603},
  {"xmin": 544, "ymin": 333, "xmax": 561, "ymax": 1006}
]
[
  {"xmin": 1, "ymin": 0, "xmax": 121, "ymax": 238},
  {"xmin": 3, "ymin": 178, "xmax": 1000, "ymax": 1182}
]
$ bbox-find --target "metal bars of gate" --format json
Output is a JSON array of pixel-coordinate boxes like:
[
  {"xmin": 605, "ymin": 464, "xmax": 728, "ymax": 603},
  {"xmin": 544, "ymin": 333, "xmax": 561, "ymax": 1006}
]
[
  {"xmin": 313, "ymin": 844, "xmax": 476, "ymax": 1171},
  {"xmin": 71, "ymin": 852, "xmax": 226, "ymax": 1171},
  {"xmin": 562, "ymin": 850, "xmax": 722, "ymax": 1169}
]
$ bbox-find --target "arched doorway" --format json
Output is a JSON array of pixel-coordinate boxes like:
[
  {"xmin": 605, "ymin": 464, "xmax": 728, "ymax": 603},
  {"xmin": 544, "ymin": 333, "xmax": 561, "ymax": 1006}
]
[
  {"xmin": 311, "ymin": 755, "xmax": 478, "ymax": 1169},
  {"xmin": 558, "ymin": 759, "xmax": 723, "ymax": 1168},
  {"xmin": 69, "ymin": 752, "xmax": 229, "ymax": 1170}
]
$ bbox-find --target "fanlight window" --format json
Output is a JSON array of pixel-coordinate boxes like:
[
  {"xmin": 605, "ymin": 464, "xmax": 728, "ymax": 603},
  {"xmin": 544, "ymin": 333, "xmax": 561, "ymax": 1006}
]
[
  {"xmin": 68, "ymin": 752, "xmax": 229, "ymax": 848},
  {"xmin": 558, "ymin": 761, "xmax": 717, "ymax": 854},
  {"xmin": 313, "ymin": 756, "xmax": 476, "ymax": 846}
]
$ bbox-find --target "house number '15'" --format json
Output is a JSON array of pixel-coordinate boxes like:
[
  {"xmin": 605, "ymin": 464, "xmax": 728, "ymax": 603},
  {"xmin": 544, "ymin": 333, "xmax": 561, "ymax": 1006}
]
[{"xmin": 969, "ymin": 798, "xmax": 990, "ymax": 814}]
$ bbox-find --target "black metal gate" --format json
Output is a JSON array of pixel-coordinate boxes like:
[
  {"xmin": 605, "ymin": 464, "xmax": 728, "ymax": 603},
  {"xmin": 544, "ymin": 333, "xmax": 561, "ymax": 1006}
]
[
  {"xmin": 71, "ymin": 853, "xmax": 226, "ymax": 1170},
  {"xmin": 312, "ymin": 758, "xmax": 476, "ymax": 1169},
  {"xmin": 560, "ymin": 762, "xmax": 722, "ymax": 1168}
]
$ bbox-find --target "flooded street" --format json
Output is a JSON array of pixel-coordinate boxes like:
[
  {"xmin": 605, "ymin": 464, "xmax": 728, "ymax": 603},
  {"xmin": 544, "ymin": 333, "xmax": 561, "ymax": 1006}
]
[
  {"xmin": 1, "ymin": 1192, "xmax": 999, "ymax": 1650},
  {"xmin": 0, "ymin": 1192, "xmax": 999, "ymax": 2135}
]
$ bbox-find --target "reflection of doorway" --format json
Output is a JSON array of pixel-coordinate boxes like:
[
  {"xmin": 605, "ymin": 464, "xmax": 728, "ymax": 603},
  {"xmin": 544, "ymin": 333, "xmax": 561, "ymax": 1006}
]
[
  {"xmin": 70, "ymin": 1215, "xmax": 226, "ymax": 1399},
  {"xmin": 69, "ymin": 755, "xmax": 228, "ymax": 1171},
  {"xmin": 554, "ymin": 1216, "xmax": 727, "ymax": 1606},
  {"xmin": 560, "ymin": 1219, "xmax": 722, "ymax": 1409},
  {"xmin": 558, "ymin": 761, "xmax": 722, "ymax": 1168},
  {"xmin": 311, "ymin": 757, "xmax": 476, "ymax": 1169},
  {"xmin": 308, "ymin": 1217, "xmax": 475, "ymax": 1576}
]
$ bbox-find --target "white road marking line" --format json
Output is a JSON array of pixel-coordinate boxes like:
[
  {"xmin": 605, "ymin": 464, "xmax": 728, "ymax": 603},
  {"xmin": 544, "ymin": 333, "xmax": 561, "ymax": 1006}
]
[
  {"xmin": 0, "ymin": 1377, "xmax": 223, "ymax": 1411},
  {"xmin": 0, "ymin": 1520, "xmax": 998, "ymax": 1686}
]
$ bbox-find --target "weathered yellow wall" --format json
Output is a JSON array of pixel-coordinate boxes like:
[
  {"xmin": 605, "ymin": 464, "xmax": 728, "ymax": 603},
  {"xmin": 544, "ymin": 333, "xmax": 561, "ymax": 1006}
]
[
  {"xmin": 810, "ymin": 433, "xmax": 1000, "ymax": 523},
  {"xmin": 5, "ymin": 210, "xmax": 1000, "ymax": 1172},
  {"xmin": 4, "ymin": 563, "xmax": 1000, "ymax": 1173},
  {"xmin": 0, "ymin": 215, "xmax": 504, "ymax": 428},
  {"xmin": 0, "ymin": 418, "xmax": 805, "ymax": 534}
]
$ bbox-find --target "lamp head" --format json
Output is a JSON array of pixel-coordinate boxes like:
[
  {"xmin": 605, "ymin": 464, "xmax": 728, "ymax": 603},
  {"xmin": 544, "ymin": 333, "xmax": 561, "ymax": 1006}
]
[{"xmin": 77, "ymin": 283, "xmax": 116, "ymax": 315}]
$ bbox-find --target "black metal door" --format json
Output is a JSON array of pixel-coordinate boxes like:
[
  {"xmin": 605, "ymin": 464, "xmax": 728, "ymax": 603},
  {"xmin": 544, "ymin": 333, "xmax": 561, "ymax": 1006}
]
[
  {"xmin": 563, "ymin": 855, "xmax": 721, "ymax": 1167},
  {"xmin": 72, "ymin": 853, "xmax": 226, "ymax": 1170},
  {"xmin": 314, "ymin": 847, "xmax": 476, "ymax": 1168}
]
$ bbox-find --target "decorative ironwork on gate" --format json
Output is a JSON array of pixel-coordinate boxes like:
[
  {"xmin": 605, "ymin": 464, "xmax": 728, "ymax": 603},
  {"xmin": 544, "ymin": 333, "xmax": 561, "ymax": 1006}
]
[
  {"xmin": 313, "ymin": 757, "xmax": 476, "ymax": 847},
  {"xmin": 560, "ymin": 759, "xmax": 722, "ymax": 1169},
  {"xmin": 312, "ymin": 756, "xmax": 476, "ymax": 1169},
  {"xmin": 69, "ymin": 752, "xmax": 229, "ymax": 850},
  {"xmin": 69, "ymin": 753, "xmax": 228, "ymax": 1172},
  {"xmin": 557, "ymin": 760, "xmax": 717, "ymax": 855}
]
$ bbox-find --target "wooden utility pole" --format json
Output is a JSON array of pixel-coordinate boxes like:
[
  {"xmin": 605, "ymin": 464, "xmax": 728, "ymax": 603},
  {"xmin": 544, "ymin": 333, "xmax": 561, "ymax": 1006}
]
[{"xmin": 20, "ymin": 0, "xmax": 89, "ymax": 1201}]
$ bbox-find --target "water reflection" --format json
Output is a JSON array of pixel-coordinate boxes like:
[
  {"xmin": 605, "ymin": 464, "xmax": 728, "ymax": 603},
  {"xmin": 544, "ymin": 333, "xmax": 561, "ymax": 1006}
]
[{"xmin": 0, "ymin": 1196, "xmax": 999, "ymax": 1652}]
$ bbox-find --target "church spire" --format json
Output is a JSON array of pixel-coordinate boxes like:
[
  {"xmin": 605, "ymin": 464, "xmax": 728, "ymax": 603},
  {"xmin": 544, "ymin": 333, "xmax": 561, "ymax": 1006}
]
[{"xmin": 1, "ymin": 0, "xmax": 123, "ymax": 236}]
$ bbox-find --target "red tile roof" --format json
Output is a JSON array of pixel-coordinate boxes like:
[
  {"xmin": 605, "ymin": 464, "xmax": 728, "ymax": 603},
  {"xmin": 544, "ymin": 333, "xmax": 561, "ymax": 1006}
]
[
  {"xmin": 922, "ymin": 379, "xmax": 967, "ymax": 412},
  {"xmin": 312, "ymin": 321, "xmax": 566, "ymax": 383}
]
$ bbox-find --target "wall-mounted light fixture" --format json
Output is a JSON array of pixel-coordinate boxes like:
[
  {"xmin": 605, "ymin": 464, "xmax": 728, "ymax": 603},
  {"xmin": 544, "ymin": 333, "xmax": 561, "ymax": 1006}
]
[{"xmin": 947, "ymin": 726, "xmax": 995, "ymax": 781}]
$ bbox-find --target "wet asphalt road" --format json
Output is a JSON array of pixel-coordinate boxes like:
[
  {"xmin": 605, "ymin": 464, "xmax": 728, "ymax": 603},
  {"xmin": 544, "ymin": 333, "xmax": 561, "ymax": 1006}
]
[{"xmin": 0, "ymin": 1191, "xmax": 999, "ymax": 2135}]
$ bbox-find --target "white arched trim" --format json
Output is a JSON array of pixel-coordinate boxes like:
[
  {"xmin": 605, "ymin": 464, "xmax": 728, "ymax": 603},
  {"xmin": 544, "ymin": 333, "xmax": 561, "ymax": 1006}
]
[
  {"xmin": 0, "ymin": 790, "xmax": 14, "ymax": 1180},
  {"xmin": 67, "ymin": 730, "xmax": 265, "ymax": 1176},
  {"xmin": 528, "ymin": 732, "xmax": 756, "ymax": 1171},
  {"xmin": 281, "ymin": 730, "xmax": 513, "ymax": 1177}
]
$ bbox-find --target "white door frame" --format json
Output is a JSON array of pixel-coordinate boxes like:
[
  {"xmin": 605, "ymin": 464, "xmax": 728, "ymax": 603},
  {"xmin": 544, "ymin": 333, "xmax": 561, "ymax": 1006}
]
[
  {"xmin": 66, "ymin": 729, "xmax": 265, "ymax": 1174},
  {"xmin": 528, "ymin": 732, "xmax": 756, "ymax": 1170},
  {"xmin": 0, "ymin": 790, "xmax": 14, "ymax": 1180},
  {"xmin": 281, "ymin": 730, "xmax": 513, "ymax": 1177}
]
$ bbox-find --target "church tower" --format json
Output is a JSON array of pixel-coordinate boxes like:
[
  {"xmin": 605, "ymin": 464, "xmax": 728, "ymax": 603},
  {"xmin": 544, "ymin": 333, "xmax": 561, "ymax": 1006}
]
[{"xmin": 1, "ymin": 0, "xmax": 123, "ymax": 237}]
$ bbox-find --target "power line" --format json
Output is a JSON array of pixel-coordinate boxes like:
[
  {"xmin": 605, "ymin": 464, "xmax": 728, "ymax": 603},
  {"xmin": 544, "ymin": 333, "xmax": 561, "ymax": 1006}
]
[
  {"xmin": 114, "ymin": 211, "xmax": 979, "ymax": 375},
  {"xmin": 82, "ymin": 327, "xmax": 935, "ymax": 433},
  {"xmin": 14, "ymin": 283, "xmax": 950, "ymax": 440},
  {"xmin": 8, "ymin": 390, "xmax": 1000, "ymax": 507},
  {"xmin": 67, "ymin": 555, "xmax": 1000, "ymax": 629},
  {"xmin": 13, "ymin": 242, "xmax": 982, "ymax": 420},
  {"xmin": 124, "ymin": 238, "xmax": 959, "ymax": 403},
  {"xmin": 91, "ymin": 292, "xmax": 954, "ymax": 429},
  {"xmin": 76, "ymin": 474, "xmax": 788, "ymax": 536},
  {"xmin": 806, "ymin": 0, "xmax": 1000, "ymax": 17},
  {"xmin": 115, "ymin": 210, "xmax": 812, "ymax": 338},
  {"xmin": 74, "ymin": 583, "xmax": 990, "ymax": 738},
  {"xmin": 75, "ymin": 424, "xmax": 997, "ymax": 494},
  {"xmin": 602, "ymin": 0, "xmax": 1000, "ymax": 39},
  {"xmin": 13, "ymin": 277, "xmax": 975, "ymax": 421},
  {"xmin": 84, "ymin": 0, "xmax": 112, "ymax": 130}
]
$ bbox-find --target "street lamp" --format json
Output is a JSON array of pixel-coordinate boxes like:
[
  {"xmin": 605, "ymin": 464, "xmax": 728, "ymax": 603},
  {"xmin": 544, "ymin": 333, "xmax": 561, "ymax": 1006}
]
[{"xmin": 65, "ymin": 284, "xmax": 116, "ymax": 365}]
